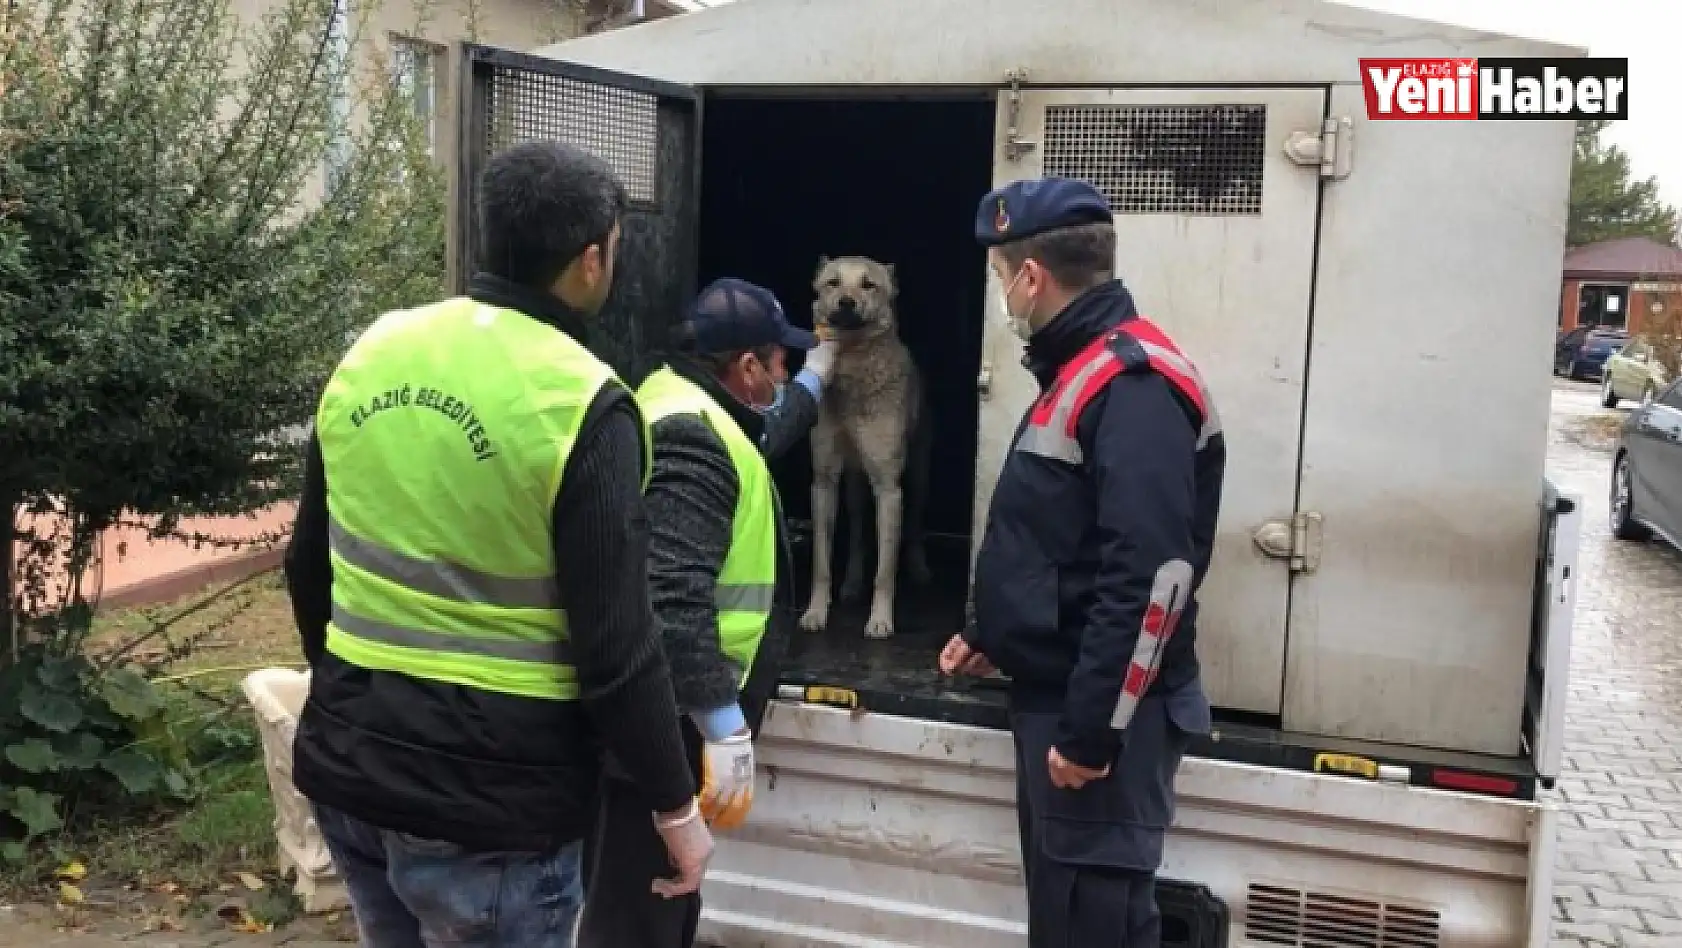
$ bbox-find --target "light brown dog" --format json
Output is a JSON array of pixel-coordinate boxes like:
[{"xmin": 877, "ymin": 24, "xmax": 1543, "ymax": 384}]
[{"xmin": 799, "ymin": 255, "xmax": 931, "ymax": 639}]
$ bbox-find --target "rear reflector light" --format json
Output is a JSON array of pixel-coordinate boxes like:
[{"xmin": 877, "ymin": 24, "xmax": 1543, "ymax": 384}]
[{"xmin": 1430, "ymin": 769, "xmax": 1520, "ymax": 796}]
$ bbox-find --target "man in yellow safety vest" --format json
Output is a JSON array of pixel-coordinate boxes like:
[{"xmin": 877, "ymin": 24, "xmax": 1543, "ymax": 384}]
[
  {"xmin": 576, "ymin": 278, "xmax": 837, "ymax": 947},
  {"xmin": 283, "ymin": 141, "xmax": 708, "ymax": 947}
]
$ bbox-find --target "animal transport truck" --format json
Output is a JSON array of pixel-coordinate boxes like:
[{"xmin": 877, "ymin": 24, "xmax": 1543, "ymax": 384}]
[{"xmin": 439, "ymin": 0, "xmax": 1586, "ymax": 944}]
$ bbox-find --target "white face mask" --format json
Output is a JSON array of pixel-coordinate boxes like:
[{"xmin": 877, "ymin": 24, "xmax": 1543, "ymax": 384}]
[
  {"xmin": 998, "ymin": 266, "xmax": 1036, "ymax": 342},
  {"xmin": 753, "ymin": 382, "xmax": 785, "ymax": 416}
]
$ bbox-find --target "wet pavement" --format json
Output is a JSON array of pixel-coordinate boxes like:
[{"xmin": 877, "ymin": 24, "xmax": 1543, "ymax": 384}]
[{"xmin": 1547, "ymin": 380, "xmax": 1682, "ymax": 948}]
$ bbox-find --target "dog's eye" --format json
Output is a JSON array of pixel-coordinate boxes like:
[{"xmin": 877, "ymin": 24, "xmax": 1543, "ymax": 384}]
[
  {"xmin": 826, "ymin": 278, "xmax": 841, "ymax": 288},
  {"xmin": 860, "ymin": 279, "xmax": 876, "ymax": 290}
]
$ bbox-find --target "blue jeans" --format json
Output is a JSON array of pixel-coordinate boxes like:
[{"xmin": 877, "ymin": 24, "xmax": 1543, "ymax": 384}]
[{"xmin": 313, "ymin": 803, "xmax": 583, "ymax": 948}]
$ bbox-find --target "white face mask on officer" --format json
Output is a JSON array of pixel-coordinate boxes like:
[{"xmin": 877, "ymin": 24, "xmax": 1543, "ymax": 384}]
[{"xmin": 997, "ymin": 264, "xmax": 1039, "ymax": 342}]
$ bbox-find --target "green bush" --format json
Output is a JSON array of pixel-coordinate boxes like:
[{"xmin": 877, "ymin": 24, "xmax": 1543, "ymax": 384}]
[
  {"xmin": 0, "ymin": 0, "xmax": 447, "ymax": 652},
  {"xmin": 1, "ymin": 0, "xmax": 448, "ymax": 859},
  {"xmin": 0, "ymin": 650, "xmax": 192, "ymax": 861}
]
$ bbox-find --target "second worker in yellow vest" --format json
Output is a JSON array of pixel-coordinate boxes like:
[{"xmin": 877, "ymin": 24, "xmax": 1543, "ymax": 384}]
[{"xmin": 576, "ymin": 278, "xmax": 837, "ymax": 948}]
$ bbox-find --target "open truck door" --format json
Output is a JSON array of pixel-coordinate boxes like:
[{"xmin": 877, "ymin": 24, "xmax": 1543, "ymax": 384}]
[
  {"xmin": 973, "ymin": 86, "xmax": 1325, "ymax": 719},
  {"xmin": 448, "ymin": 44, "xmax": 701, "ymax": 384}
]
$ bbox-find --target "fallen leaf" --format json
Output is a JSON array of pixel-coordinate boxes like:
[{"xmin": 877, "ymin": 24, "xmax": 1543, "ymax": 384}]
[
  {"xmin": 217, "ymin": 883, "xmax": 233, "ymax": 893},
  {"xmin": 236, "ymin": 872, "xmax": 265, "ymax": 892},
  {"xmin": 156, "ymin": 881, "xmax": 179, "ymax": 894},
  {"xmin": 215, "ymin": 903, "xmax": 269, "ymax": 934},
  {"xmin": 57, "ymin": 883, "xmax": 84, "ymax": 905},
  {"xmin": 54, "ymin": 861, "xmax": 87, "ymax": 882}
]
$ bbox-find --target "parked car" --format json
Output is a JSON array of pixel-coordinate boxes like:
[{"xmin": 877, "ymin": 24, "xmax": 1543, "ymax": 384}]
[
  {"xmin": 1612, "ymin": 377, "xmax": 1682, "ymax": 548},
  {"xmin": 1601, "ymin": 336, "xmax": 1672, "ymax": 407},
  {"xmin": 1556, "ymin": 325, "xmax": 1628, "ymax": 380}
]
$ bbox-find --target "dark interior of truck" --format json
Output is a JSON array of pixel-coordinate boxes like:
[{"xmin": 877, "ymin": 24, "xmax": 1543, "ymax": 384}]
[{"xmin": 695, "ymin": 94, "xmax": 1009, "ymax": 726}]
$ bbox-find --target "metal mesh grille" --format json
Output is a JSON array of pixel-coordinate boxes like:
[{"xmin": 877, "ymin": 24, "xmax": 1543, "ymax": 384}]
[
  {"xmin": 485, "ymin": 68, "xmax": 660, "ymax": 205},
  {"xmin": 1042, "ymin": 104, "xmax": 1266, "ymax": 216}
]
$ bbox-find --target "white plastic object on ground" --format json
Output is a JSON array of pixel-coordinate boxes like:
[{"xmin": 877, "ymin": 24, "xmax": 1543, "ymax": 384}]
[{"xmin": 241, "ymin": 667, "xmax": 349, "ymax": 914}]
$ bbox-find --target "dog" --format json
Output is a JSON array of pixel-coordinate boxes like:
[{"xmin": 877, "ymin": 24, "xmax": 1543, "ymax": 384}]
[{"xmin": 799, "ymin": 255, "xmax": 932, "ymax": 640}]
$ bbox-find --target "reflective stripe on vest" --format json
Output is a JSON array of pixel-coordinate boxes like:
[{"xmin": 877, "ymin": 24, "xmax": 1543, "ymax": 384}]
[
  {"xmin": 315, "ymin": 298, "xmax": 644, "ymax": 701},
  {"xmin": 635, "ymin": 366, "xmax": 778, "ymax": 688},
  {"xmin": 1015, "ymin": 316, "xmax": 1220, "ymax": 464}
]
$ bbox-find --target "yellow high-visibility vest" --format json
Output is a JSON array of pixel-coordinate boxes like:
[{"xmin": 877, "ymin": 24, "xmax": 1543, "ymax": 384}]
[
  {"xmin": 636, "ymin": 366, "xmax": 777, "ymax": 685},
  {"xmin": 315, "ymin": 297, "xmax": 649, "ymax": 701}
]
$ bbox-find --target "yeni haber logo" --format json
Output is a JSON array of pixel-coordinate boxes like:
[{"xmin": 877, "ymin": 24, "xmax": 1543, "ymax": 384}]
[{"xmin": 1359, "ymin": 57, "xmax": 1629, "ymax": 120}]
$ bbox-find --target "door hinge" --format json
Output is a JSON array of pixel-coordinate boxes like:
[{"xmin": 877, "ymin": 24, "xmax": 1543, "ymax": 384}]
[
  {"xmin": 977, "ymin": 360, "xmax": 994, "ymax": 400},
  {"xmin": 1002, "ymin": 68, "xmax": 1037, "ymax": 162},
  {"xmin": 1284, "ymin": 116, "xmax": 1353, "ymax": 180},
  {"xmin": 1252, "ymin": 512, "xmax": 1324, "ymax": 573}
]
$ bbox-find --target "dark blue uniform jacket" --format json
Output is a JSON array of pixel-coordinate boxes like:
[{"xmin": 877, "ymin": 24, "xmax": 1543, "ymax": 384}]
[{"xmin": 967, "ymin": 280, "xmax": 1227, "ymax": 770}]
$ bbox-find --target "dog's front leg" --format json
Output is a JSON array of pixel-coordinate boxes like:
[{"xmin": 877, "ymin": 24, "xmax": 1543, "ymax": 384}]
[{"xmin": 862, "ymin": 465, "xmax": 903, "ymax": 640}]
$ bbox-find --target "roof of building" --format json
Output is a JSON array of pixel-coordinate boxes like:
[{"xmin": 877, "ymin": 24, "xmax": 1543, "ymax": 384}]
[{"xmin": 1564, "ymin": 237, "xmax": 1682, "ymax": 278}]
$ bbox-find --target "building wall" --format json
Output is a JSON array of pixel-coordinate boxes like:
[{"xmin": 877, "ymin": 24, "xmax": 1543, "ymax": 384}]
[
  {"xmin": 219, "ymin": 0, "xmax": 588, "ymax": 211},
  {"xmin": 1630, "ymin": 284, "xmax": 1682, "ymax": 337},
  {"xmin": 1560, "ymin": 276, "xmax": 1682, "ymax": 336}
]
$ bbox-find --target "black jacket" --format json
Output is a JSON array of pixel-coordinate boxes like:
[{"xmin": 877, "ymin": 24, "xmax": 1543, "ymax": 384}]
[
  {"xmin": 967, "ymin": 281, "xmax": 1226, "ymax": 770},
  {"xmin": 285, "ymin": 274, "xmax": 695, "ymax": 852}
]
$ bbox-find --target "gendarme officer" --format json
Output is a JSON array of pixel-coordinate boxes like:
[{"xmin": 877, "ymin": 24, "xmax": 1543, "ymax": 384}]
[{"xmin": 940, "ymin": 177, "xmax": 1227, "ymax": 947}]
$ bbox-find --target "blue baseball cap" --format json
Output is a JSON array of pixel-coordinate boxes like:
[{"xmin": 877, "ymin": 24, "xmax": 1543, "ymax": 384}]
[
  {"xmin": 975, "ymin": 177, "xmax": 1113, "ymax": 247},
  {"xmin": 687, "ymin": 278, "xmax": 817, "ymax": 352}
]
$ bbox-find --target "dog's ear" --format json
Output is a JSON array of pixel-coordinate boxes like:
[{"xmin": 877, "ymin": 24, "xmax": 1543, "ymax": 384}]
[
  {"xmin": 814, "ymin": 256, "xmax": 832, "ymax": 282},
  {"xmin": 883, "ymin": 263, "xmax": 899, "ymax": 299}
]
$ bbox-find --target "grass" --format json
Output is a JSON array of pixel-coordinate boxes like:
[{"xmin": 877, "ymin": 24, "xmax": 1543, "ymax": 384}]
[{"xmin": 2, "ymin": 570, "xmax": 306, "ymax": 918}]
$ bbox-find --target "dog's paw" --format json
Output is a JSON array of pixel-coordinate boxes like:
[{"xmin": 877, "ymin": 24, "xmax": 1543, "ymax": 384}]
[
  {"xmin": 863, "ymin": 613, "xmax": 896, "ymax": 640},
  {"xmin": 799, "ymin": 603, "xmax": 830, "ymax": 632}
]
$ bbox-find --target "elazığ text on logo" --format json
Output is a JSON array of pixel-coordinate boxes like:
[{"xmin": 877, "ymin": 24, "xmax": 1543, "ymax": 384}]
[{"xmin": 1359, "ymin": 57, "xmax": 1628, "ymax": 120}]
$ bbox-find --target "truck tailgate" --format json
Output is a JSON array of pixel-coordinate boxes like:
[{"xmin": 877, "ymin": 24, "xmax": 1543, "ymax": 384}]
[{"xmin": 698, "ymin": 702, "xmax": 1556, "ymax": 948}]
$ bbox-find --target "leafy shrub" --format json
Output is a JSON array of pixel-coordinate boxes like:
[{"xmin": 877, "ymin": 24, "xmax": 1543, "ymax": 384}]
[
  {"xmin": 0, "ymin": 650, "xmax": 192, "ymax": 861},
  {"xmin": 0, "ymin": 0, "xmax": 448, "ymax": 654}
]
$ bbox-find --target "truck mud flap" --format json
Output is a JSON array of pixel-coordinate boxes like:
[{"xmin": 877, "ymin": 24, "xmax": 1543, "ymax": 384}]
[{"xmin": 1159, "ymin": 878, "xmax": 1230, "ymax": 948}]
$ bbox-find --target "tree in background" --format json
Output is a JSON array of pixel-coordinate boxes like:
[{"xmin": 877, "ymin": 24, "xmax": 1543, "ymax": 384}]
[
  {"xmin": 0, "ymin": 0, "xmax": 444, "ymax": 852},
  {"xmin": 1569, "ymin": 120, "xmax": 1679, "ymax": 249}
]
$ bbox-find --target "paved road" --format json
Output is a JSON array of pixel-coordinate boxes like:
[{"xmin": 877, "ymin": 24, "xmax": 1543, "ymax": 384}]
[{"xmin": 1547, "ymin": 381, "xmax": 1682, "ymax": 948}]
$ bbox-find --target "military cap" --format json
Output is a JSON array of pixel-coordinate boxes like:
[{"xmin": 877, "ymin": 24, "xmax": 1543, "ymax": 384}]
[{"xmin": 974, "ymin": 177, "xmax": 1113, "ymax": 247}]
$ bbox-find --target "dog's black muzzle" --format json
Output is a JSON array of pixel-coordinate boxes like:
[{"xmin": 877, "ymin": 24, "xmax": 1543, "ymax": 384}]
[{"xmin": 827, "ymin": 299, "xmax": 865, "ymax": 330}]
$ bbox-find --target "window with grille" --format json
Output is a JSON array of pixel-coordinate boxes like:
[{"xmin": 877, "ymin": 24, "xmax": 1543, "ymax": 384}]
[
  {"xmin": 391, "ymin": 36, "xmax": 442, "ymax": 156},
  {"xmin": 1042, "ymin": 104, "xmax": 1267, "ymax": 216},
  {"xmin": 485, "ymin": 68, "xmax": 660, "ymax": 206}
]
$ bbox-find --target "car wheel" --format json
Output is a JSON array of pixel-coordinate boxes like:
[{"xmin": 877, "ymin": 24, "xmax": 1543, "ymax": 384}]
[
  {"xmin": 1602, "ymin": 374, "xmax": 1619, "ymax": 408},
  {"xmin": 1611, "ymin": 453, "xmax": 1653, "ymax": 541}
]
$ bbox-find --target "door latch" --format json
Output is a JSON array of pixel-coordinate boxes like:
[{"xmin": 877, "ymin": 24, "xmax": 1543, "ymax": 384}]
[
  {"xmin": 1002, "ymin": 68, "xmax": 1037, "ymax": 162},
  {"xmin": 1253, "ymin": 511, "xmax": 1324, "ymax": 573},
  {"xmin": 1284, "ymin": 117, "xmax": 1353, "ymax": 180}
]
